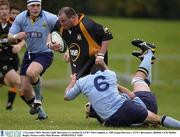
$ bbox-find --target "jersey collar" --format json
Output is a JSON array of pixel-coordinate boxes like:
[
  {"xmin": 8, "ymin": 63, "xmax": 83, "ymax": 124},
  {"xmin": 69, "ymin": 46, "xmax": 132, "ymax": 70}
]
[
  {"xmin": 26, "ymin": 10, "xmax": 43, "ymax": 17},
  {"xmin": 77, "ymin": 14, "xmax": 84, "ymax": 25},
  {"xmin": 72, "ymin": 14, "xmax": 84, "ymax": 28}
]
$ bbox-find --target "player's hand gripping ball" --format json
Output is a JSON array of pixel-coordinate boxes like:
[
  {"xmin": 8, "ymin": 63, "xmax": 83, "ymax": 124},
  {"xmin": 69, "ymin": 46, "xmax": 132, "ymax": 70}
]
[{"xmin": 51, "ymin": 31, "xmax": 67, "ymax": 53}]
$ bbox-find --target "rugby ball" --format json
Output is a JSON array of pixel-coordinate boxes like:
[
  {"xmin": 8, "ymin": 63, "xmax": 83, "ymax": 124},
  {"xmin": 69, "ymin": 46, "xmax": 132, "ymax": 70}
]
[{"xmin": 51, "ymin": 31, "xmax": 67, "ymax": 53}]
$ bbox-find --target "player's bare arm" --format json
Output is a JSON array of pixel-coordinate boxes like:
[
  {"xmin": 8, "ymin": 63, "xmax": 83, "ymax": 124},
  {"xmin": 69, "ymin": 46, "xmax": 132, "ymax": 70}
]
[
  {"xmin": 63, "ymin": 49, "xmax": 70, "ymax": 62},
  {"xmin": 64, "ymin": 73, "xmax": 77, "ymax": 101},
  {"xmin": 47, "ymin": 32, "xmax": 65, "ymax": 52},
  {"xmin": 95, "ymin": 40, "xmax": 111, "ymax": 65},
  {"xmin": 8, "ymin": 32, "xmax": 27, "ymax": 43},
  {"xmin": 117, "ymin": 85, "xmax": 135, "ymax": 99},
  {"xmin": 12, "ymin": 39, "xmax": 25, "ymax": 53}
]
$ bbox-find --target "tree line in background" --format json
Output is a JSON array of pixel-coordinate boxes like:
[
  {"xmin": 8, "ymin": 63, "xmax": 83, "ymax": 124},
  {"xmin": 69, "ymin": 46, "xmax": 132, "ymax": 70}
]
[{"xmin": 9, "ymin": 0, "xmax": 180, "ymax": 19}]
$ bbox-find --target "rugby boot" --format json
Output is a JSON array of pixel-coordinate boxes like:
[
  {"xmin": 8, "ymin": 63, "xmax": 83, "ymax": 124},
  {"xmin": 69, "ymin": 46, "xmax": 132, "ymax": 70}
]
[
  {"xmin": 132, "ymin": 50, "xmax": 156, "ymax": 64},
  {"xmin": 131, "ymin": 39, "xmax": 156, "ymax": 53},
  {"xmin": 36, "ymin": 116, "xmax": 48, "ymax": 121},
  {"xmin": 85, "ymin": 102, "xmax": 103, "ymax": 124},
  {"xmin": 36, "ymin": 106, "xmax": 48, "ymax": 121},
  {"xmin": 29, "ymin": 99, "xmax": 42, "ymax": 115},
  {"xmin": 85, "ymin": 102, "xmax": 98, "ymax": 119}
]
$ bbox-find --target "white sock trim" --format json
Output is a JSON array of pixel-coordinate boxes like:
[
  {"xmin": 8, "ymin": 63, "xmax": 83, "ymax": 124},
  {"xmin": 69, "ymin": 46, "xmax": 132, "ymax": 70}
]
[
  {"xmin": 131, "ymin": 77, "xmax": 147, "ymax": 86},
  {"xmin": 34, "ymin": 99, "xmax": 42, "ymax": 104}
]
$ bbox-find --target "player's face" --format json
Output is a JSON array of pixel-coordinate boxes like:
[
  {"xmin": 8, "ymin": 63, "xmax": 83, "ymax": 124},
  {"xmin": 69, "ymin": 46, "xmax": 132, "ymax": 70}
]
[
  {"xmin": 58, "ymin": 13, "xmax": 73, "ymax": 30},
  {"xmin": 9, "ymin": 9, "xmax": 20, "ymax": 21},
  {"xmin": 27, "ymin": 4, "xmax": 41, "ymax": 18},
  {"xmin": 0, "ymin": 5, "xmax": 9, "ymax": 21}
]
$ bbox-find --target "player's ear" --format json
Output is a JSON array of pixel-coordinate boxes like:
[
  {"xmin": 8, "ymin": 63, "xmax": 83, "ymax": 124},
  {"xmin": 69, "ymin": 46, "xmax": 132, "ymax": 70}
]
[
  {"xmin": 27, "ymin": 5, "xmax": 31, "ymax": 11},
  {"xmin": 71, "ymin": 15, "xmax": 76, "ymax": 21}
]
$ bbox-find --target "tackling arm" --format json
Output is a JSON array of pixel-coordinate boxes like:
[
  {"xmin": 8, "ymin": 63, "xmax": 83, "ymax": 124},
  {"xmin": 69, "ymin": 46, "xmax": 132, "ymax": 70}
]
[
  {"xmin": 12, "ymin": 39, "xmax": 25, "ymax": 53},
  {"xmin": 118, "ymin": 85, "xmax": 135, "ymax": 99},
  {"xmin": 8, "ymin": 33, "xmax": 19, "ymax": 44},
  {"xmin": 8, "ymin": 32, "xmax": 27, "ymax": 44},
  {"xmin": 64, "ymin": 73, "xmax": 78, "ymax": 101}
]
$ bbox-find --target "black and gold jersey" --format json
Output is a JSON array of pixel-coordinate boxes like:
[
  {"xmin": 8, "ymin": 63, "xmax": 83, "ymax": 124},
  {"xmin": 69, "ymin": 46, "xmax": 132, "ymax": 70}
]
[
  {"xmin": 0, "ymin": 21, "xmax": 17, "ymax": 61},
  {"xmin": 54, "ymin": 14, "xmax": 113, "ymax": 77}
]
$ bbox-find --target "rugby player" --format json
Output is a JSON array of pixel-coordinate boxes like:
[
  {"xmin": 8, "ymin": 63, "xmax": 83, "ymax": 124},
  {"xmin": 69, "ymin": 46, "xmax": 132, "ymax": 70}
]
[
  {"xmin": 64, "ymin": 40, "xmax": 180, "ymax": 128},
  {"xmin": 9, "ymin": 4, "xmax": 21, "ymax": 23},
  {"xmin": 6, "ymin": 4, "xmax": 21, "ymax": 111},
  {"xmin": 0, "ymin": 0, "xmax": 22, "ymax": 110},
  {"xmin": 8, "ymin": 0, "xmax": 59, "ymax": 120},
  {"xmin": 53, "ymin": 6, "xmax": 113, "ymax": 78}
]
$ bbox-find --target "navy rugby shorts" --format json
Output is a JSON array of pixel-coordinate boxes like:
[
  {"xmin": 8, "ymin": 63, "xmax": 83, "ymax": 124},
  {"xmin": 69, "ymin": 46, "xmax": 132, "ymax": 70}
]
[
  {"xmin": 135, "ymin": 91, "xmax": 158, "ymax": 114},
  {"xmin": 104, "ymin": 100, "xmax": 148, "ymax": 127},
  {"xmin": 20, "ymin": 51, "xmax": 54, "ymax": 76}
]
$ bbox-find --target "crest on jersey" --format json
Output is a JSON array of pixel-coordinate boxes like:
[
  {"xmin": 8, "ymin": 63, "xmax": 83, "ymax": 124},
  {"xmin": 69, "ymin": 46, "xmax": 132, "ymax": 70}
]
[
  {"xmin": 77, "ymin": 34, "xmax": 82, "ymax": 41},
  {"xmin": 42, "ymin": 21, "xmax": 47, "ymax": 28}
]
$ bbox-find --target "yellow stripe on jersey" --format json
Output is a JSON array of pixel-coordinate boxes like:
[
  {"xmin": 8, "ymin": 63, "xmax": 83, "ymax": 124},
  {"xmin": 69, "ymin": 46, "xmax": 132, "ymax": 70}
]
[
  {"xmin": 60, "ymin": 27, "xmax": 64, "ymax": 35},
  {"xmin": 79, "ymin": 22, "xmax": 100, "ymax": 57}
]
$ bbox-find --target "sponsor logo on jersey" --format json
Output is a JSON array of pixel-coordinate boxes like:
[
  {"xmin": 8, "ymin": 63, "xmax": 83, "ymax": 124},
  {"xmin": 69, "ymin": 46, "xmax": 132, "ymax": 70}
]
[
  {"xmin": 26, "ymin": 31, "xmax": 42, "ymax": 38},
  {"xmin": 69, "ymin": 43, "xmax": 80, "ymax": 62}
]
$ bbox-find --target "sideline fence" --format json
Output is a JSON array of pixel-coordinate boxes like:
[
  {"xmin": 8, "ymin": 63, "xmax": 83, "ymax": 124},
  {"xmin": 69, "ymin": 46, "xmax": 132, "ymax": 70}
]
[{"xmin": 42, "ymin": 55, "xmax": 180, "ymax": 86}]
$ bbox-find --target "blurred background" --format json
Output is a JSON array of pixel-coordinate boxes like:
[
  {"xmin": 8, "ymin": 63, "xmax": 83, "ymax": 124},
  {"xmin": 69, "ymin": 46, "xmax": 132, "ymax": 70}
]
[
  {"xmin": 7, "ymin": 0, "xmax": 179, "ymax": 87},
  {"xmin": 0, "ymin": 0, "xmax": 179, "ymax": 129},
  {"xmin": 10, "ymin": 0, "xmax": 180, "ymax": 19}
]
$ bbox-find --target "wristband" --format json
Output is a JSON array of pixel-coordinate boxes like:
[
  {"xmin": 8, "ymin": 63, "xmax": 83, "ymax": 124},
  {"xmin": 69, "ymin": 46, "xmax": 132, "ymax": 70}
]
[
  {"xmin": 96, "ymin": 55, "xmax": 104, "ymax": 60},
  {"xmin": 97, "ymin": 53, "xmax": 104, "ymax": 57}
]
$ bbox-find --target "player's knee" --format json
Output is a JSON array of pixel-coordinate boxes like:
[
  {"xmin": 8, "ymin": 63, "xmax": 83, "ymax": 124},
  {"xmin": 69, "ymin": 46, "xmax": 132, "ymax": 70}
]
[
  {"xmin": 9, "ymin": 77, "xmax": 21, "ymax": 88},
  {"xmin": 26, "ymin": 69, "xmax": 37, "ymax": 79}
]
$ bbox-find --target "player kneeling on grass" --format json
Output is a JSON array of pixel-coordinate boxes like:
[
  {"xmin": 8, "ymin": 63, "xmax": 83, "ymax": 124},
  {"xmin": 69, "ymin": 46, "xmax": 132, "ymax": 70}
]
[{"xmin": 64, "ymin": 39, "xmax": 180, "ymax": 128}]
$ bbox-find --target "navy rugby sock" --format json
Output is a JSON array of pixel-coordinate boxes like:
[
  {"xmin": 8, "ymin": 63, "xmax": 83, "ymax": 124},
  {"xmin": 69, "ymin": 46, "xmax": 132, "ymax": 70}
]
[
  {"xmin": 7, "ymin": 91, "xmax": 16, "ymax": 109},
  {"xmin": 27, "ymin": 97, "xmax": 35, "ymax": 107},
  {"xmin": 20, "ymin": 95, "xmax": 29, "ymax": 105}
]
